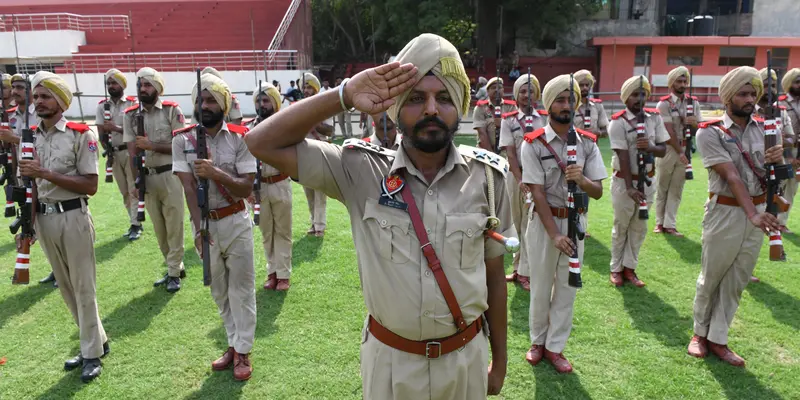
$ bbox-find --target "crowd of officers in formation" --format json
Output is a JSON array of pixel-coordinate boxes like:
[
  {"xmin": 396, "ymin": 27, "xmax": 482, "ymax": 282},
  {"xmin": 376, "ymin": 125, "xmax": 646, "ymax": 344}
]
[{"xmin": 1, "ymin": 32, "xmax": 799, "ymax": 398}]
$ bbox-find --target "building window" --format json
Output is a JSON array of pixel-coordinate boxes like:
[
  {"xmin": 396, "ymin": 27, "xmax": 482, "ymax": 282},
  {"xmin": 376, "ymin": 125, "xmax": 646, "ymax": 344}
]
[
  {"xmin": 634, "ymin": 46, "xmax": 652, "ymax": 66},
  {"xmin": 591, "ymin": 0, "xmax": 620, "ymax": 20},
  {"xmin": 667, "ymin": 46, "xmax": 704, "ymax": 66},
  {"xmin": 771, "ymin": 47, "xmax": 790, "ymax": 77},
  {"xmin": 718, "ymin": 46, "xmax": 756, "ymax": 67}
]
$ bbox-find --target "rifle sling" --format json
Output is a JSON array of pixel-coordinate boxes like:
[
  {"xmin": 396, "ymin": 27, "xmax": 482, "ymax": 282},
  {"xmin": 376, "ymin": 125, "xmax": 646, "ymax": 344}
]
[
  {"xmin": 184, "ymin": 132, "xmax": 237, "ymax": 206},
  {"xmin": 715, "ymin": 124, "xmax": 768, "ymax": 192}
]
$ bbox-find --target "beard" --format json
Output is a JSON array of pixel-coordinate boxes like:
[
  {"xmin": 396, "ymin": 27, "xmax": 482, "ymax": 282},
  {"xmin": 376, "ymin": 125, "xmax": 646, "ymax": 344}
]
[
  {"xmin": 549, "ymin": 110, "xmax": 571, "ymax": 124},
  {"xmin": 399, "ymin": 116, "xmax": 459, "ymax": 153},
  {"xmin": 790, "ymin": 87, "xmax": 800, "ymax": 97},
  {"xmin": 201, "ymin": 110, "xmax": 225, "ymax": 126},
  {"xmin": 674, "ymin": 87, "xmax": 685, "ymax": 95},
  {"xmin": 256, "ymin": 107, "xmax": 274, "ymax": 119},
  {"xmin": 108, "ymin": 87, "xmax": 123, "ymax": 98},
  {"xmin": 730, "ymin": 103, "xmax": 754, "ymax": 117},
  {"xmin": 580, "ymin": 90, "xmax": 589, "ymax": 99},
  {"xmin": 36, "ymin": 106, "xmax": 57, "ymax": 119},
  {"xmin": 138, "ymin": 92, "xmax": 157, "ymax": 105}
]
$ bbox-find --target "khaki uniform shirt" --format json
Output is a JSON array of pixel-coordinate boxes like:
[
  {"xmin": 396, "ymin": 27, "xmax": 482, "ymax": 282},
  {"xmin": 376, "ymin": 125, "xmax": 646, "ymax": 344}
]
[
  {"xmin": 172, "ymin": 123, "xmax": 257, "ymax": 209},
  {"xmin": 499, "ymin": 109, "xmax": 547, "ymax": 162},
  {"xmin": 473, "ymin": 100, "xmax": 517, "ymax": 154},
  {"xmin": 9, "ymin": 104, "xmax": 38, "ymax": 137},
  {"xmin": 366, "ymin": 132, "xmax": 402, "ymax": 150},
  {"xmin": 656, "ymin": 93, "xmax": 703, "ymax": 142},
  {"xmin": 609, "ymin": 109, "xmax": 671, "ymax": 173},
  {"xmin": 226, "ymin": 95, "xmax": 243, "ymax": 122},
  {"xmin": 296, "ymin": 139, "xmax": 515, "ymax": 340},
  {"xmin": 306, "ymin": 116, "xmax": 335, "ymax": 143},
  {"xmin": 697, "ymin": 113, "xmax": 771, "ymax": 197},
  {"xmin": 755, "ymin": 104, "xmax": 794, "ymax": 150},
  {"xmin": 573, "ymin": 99, "xmax": 609, "ymax": 135},
  {"xmin": 95, "ymin": 96, "xmax": 136, "ymax": 148},
  {"xmin": 122, "ymin": 99, "xmax": 185, "ymax": 167},
  {"xmin": 520, "ymin": 125, "xmax": 607, "ymax": 207},
  {"xmin": 32, "ymin": 117, "xmax": 99, "ymax": 203},
  {"xmin": 779, "ymin": 94, "xmax": 800, "ymax": 141}
]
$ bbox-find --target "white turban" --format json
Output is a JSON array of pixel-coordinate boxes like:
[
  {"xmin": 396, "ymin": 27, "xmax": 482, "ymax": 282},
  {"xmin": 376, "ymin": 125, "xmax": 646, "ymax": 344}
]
[
  {"xmin": 719, "ymin": 66, "xmax": 763, "ymax": 106},
  {"xmin": 105, "ymin": 68, "xmax": 127, "ymax": 89},
  {"xmin": 253, "ymin": 81, "xmax": 281, "ymax": 112},
  {"xmin": 667, "ymin": 66, "xmax": 690, "ymax": 89},
  {"xmin": 513, "ymin": 74, "xmax": 540, "ymax": 102},
  {"xmin": 781, "ymin": 68, "xmax": 800, "ymax": 94},
  {"xmin": 621, "ymin": 75, "xmax": 651, "ymax": 103},
  {"xmin": 137, "ymin": 67, "xmax": 164, "ymax": 94}
]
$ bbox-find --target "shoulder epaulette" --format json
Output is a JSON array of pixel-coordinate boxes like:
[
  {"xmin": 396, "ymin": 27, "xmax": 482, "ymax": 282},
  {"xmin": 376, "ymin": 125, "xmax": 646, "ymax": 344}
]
[
  {"xmin": 523, "ymin": 128, "xmax": 546, "ymax": 143},
  {"xmin": 698, "ymin": 119, "xmax": 723, "ymax": 129},
  {"xmin": 689, "ymin": 95, "xmax": 698, "ymax": 101},
  {"xmin": 98, "ymin": 99, "xmax": 107, "ymax": 104},
  {"xmin": 576, "ymin": 128, "xmax": 597, "ymax": 142},
  {"xmin": 162, "ymin": 100, "xmax": 179, "ymax": 107},
  {"xmin": 242, "ymin": 118, "xmax": 256, "ymax": 126},
  {"xmin": 65, "ymin": 122, "xmax": 90, "ymax": 133},
  {"xmin": 30, "ymin": 125, "xmax": 38, "ymax": 131},
  {"xmin": 231, "ymin": 94, "xmax": 237, "ymax": 100},
  {"xmin": 779, "ymin": 105, "xmax": 787, "ymax": 110},
  {"xmin": 589, "ymin": 98, "xmax": 602, "ymax": 103},
  {"xmin": 752, "ymin": 115, "xmax": 765, "ymax": 123},
  {"xmin": 502, "ymin": 110, "xmax": 519, "ymax": 119},
  {"xmin": 172, "ymin": 124, "xmax": 197, "ymax": 137},
  {"xmin": 779, "ymin": 94, "xmax": 788, "ymax": 101},
  {"xmin": 362, "ymin": 137, "xmax": 371, "ymax": 143},
  {"xmin": 611, "ymin": 110, "xmax": 626, "ymax": 120},
  {"xmin": 659, "ymin": 95, "xmax": 671, "ymax": 102},
  {"xmin": 227, "ymin": 123, "xmax": 249, "ymax": 135},
  {"xmin": 125, "ymin": 96, "xmax": 137, "ymax": 102},
  {"xmin": 6, "ymin": 106, "xmax": 18, "ymax": 113},
  {"xmin": 458, "ymin": 145, "xmax": 509, "ymax": 177},
  {"xmin": 503, "ymin": 99, "xmax": 516, "ymax": 106},
  {"xmin": 476, "ymin": 100, "xmax": 489, "ymax": 106},
  {"xmin": 537, "ymin": 109, "xmax": 548, "ymax": 116},
  {"xmin": 342, "ymin": 137, "xmax": 395, "ymax": 157},
  {"xmin": 644, "ymin": 107, "xmax": 660, "ymax": 114},
  {"xmin": 124, "ymin": 104, "xmax": 139, "ymax": 113}
]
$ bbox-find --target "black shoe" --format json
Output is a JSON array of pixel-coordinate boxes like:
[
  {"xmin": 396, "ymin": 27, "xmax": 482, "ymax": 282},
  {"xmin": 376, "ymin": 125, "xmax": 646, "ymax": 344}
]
[
  {"xmin": 39, "ymin": 272, "xmax": 55, "ymax": 284},
  {"xmin": 128, "ymin": 225, "xmax": 142, "ymax": 241},
  {"xmin": 166, "ymin": 277, "xmax": 181, "ymax": 293},
  {"xmin": 53, "ymin": 280, "xmax": 58, "ymax": 288},
  {"xmin": 122, "ymin": 225, "xmax": 133, "ymax": 238},
  {"xmin": 65, "ymin": 342, "xmax": 110, "ymax": 370},
  {"xmin": 154, "ymin": 270, "xmax": 186, "ymax": 287},
  {"xmin": 81, "ymin": 358, "xmax": 102, "ymax": 383}
]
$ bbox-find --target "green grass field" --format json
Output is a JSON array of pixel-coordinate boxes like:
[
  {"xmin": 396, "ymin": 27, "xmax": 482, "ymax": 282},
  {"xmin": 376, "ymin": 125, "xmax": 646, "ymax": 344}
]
[{"xmin": 0, "ymin": 135, "xmax": 798, "ymax": 400}]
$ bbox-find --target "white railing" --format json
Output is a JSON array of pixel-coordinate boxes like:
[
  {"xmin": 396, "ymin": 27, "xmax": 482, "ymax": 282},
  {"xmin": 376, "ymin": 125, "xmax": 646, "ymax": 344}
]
[
  {"xmin": 267, "ymin": 0, "xmax": 302, "ymax": 65},
  {"xmin": 65, "ymin": 50, "xmax": 304, "ymax": 73},
  {"xmin": 0, "ymin": 13, "xmax": 130, "ymax": 34}
]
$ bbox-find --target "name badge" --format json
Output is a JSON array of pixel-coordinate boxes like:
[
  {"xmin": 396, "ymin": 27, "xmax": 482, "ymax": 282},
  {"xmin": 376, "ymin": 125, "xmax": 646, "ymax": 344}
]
[
  {"xmin": 541, "ymin": 155, "xmax": 555, "ymax": 160},
  {"xmin": 378, "ymin": 196, "xmax": 408, "ymax": 211},
  {"xmin": 725, "ymin": 138, "xmax": 738, "ymax": 143}
]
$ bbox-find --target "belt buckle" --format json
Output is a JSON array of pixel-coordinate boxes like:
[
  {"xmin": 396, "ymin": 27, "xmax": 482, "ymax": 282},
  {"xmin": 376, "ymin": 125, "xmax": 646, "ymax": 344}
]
[
  {"xmin": 208, "ymin": 209, "xmax": 219, "ymax": 220},
  {"xmin": 425, "ymin": 341, "xmax": 441, "ymax": 359},
  {"xmin": 45, "ymin": 204, "xmax": 55, "ymax": 215},
  {"xmin": 147, "ymin": 167, "xmax": 157, "ymax": 175}
]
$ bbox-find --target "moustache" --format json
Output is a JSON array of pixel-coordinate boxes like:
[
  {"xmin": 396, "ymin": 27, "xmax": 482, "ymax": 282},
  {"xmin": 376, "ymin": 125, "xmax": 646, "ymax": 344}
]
[{"xmin": 413, "ymin": 116, "xmax": 449, "ymax": 134}]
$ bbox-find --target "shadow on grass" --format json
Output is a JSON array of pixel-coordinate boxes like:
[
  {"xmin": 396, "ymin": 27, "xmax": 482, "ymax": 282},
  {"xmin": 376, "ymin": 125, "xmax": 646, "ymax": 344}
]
[
  {"xmin": 745, "ymin": 281, "xmax": 800, "ymax": 331},
  {"xmin": 509, "ymin": 284, "xmax": 530, "ymax": 335},
  {"xmin": 582, "ymin": 236, "xmax": 612, "ymax": 276},
  {"xmin": 36, "ymin": 371, "xmax": 87, "ymax": 400},
  {"xmin": 621, "ymin": 286, "xmax": 691, "ymax": 349},
  {"xmin": 207, "ymin": 289, "xmax": 288, "ymax": 349},
  {"xmin": 0, "ymin": 240, "xmax": 17, "ymax": 256},
  {"xmin": 780, "ymin": 230, "xmax": 800, "ymax": 248},
  {"xmin": 0, "ymin": 284, "xmax": 52, "ymax": 329},
  {"xmin": 183, "ymin": 371, "xmax": 246, "ymax": 400},
  {"xmin": 663, "ymin": 234, "xmax": 702, "ymax": 264},
  {"xmin": 94, "ymin": 236, "xmax": 132, "ymax": 265},
  {"xmin": 706, "ymin": 360, "xmax": 783, "ymax": 400},
  {"xmin": 533, "ymin": 365, "xmax": 593, "ymax": 400},
  {"xmin": 292, "ymin": 235, "xmax": 323, "ymax": 265},
  {"xmin": 102, "ymin": 288, "xmax": 174, "ymax": 339}
]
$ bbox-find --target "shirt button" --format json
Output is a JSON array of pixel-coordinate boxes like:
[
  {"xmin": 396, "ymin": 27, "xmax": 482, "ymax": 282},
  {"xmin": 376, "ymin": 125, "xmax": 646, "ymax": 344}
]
[
  {"xmin": 427, "ymin": 189, "xmax": 434, "ymax": 196},
  {"xmin": 426, "ymin": 228, "xmax": 431, "ymax": 234},
  {"xmin": 423, "ymin": 311, "xmax": 430, "ymax": 317},
  {"xmin": 425, "ymin": 270, "xmax": 431, "ymax": 277},
  {"xmin": 467, "ymin": 228, "xmax": 473, "ymax": 237},
  {"xmin": 380, "ymin": 220, "xmax": 387, "ymax": 227}
]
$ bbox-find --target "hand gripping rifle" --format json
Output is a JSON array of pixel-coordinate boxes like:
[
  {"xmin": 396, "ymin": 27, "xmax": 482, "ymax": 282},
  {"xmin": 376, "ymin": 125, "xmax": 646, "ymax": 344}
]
[
  {"xmin": 493, "ymin": 68, "xmax": 503, "ymax": 154},
  {"xmin": 636, "ymin": 76, "xmax": 653, "ymax": 220},
  {"xmin": 567, "ymin": 74, "xmax": 586, "ymax": 288},
  {"xmin": 1, "ymin": 80, "xmax": 16, "ymax": 218},
  {"xmin": 102, "ymin": 78, "xmax": 114, "ymax": 183},
  {"xmin": 134, "ymin": 78, "xmax": 147, "ymax": 222},
  {"xmin": 252, "ymin": 80, "xmax": 262, "ymax": 225},
  {"xmin": 684, "ymin": 69, "xmax": 696, "ymax": 180},
  {"xmin": 10, "ymin": 78, "xmax": 36, "ymax": 285},
  {"xmin": 764, "ymin": 51, "xmax": 794, "ymax": 261},
  {"xmin": 195, "ymin": 69, "xmax": 212, "ymax": 285}
]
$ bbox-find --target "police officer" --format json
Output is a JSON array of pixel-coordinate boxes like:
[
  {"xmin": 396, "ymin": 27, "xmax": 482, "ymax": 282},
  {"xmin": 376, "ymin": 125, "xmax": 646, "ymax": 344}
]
[
  {"xmin": 608, "ymin": 75, "xmax": 669, "ymax": 288},
  {"xmin": 573, "ymin": 70, "xmax": 609, "ymax": 138},
  {"xmin": 361, "ymin": 112, "xmax": 401, "ymax": 150},
  {"xmin": 123, "ymin": 67, "xmax": 186, "ymax": 292},
  {"xmin": 301, "ymin": 72, "xmax": 334, "ymax": 237},
  {"xmin": 688, "ymin": 66, "xmax": 784, "ymax": 367},
  {"xmin": 653, "ymin": 66, "xmax": 701, "ymax": 237},
  {"xmin": 97, "ymin": 69, "xmax": 141, "ymax": 240},
  {"xmin": 521, "ymin": 74, "xmax": 607, "ymax": 373},
  {"xmin": 473, "ymin": 76, "xmax": 516, "ymax": 153},
  {"xmin": 1, "ymin": 73, "xmax": 11, "ymax": 107},
  {"xmin": 248, "ymin": 82, "xmax": 293, "ymax": 291},
  {"xmin": 200, "ymin": 67, "xmax": 243, "ymax": 124},
  {"xmin": 7, "ymin": 74, "xmax": 38, "ymax": 138},
  {"xmin": 499, "ymin": 73, "xmax": 547, "ymax": 291},
  {"xmin": 173, "ymin": 73, "xmax": 257, "ymax": 381},
  {"xmin": 20, "ymin": 72, "xmax": 108, "ymax": 382},
  {"xmin": 245, "ymin": 33, "xmax": 514, "ymax": 399},
  {"xmin": 779, "ymin": 68, "xmax": 800, "ymax": 233}
]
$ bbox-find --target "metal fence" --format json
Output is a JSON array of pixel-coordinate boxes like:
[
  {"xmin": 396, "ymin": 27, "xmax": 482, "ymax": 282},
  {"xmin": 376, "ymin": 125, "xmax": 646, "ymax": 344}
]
[
  {"xmin": 64, "ymin": 50, "xmax": 307, "ymax": 73},
  {"xmin": 0, "ymin": 13, "xmax": 130, "ymax": 33}
]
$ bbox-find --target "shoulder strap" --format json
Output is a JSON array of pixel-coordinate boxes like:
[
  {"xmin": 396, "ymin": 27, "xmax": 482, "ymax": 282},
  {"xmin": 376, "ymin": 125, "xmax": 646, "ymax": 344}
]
[
  {"xmin": 398, "ymin": 171, "xmax": 468, "ymax": 332},
  {"xmin": 183, "ymin": 132, "xmax": 237, "ymax": 205},
  {"xmin": 714, "ymin": 124, "xmax": 768, "ymax": 191}
]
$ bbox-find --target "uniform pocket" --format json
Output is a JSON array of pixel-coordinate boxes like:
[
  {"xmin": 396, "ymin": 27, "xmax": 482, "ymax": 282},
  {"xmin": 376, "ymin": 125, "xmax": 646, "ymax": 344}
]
[
  {"xmin": 444, "ymin": 213, "xmax": 488, "ymax": 269},
  {"xmin": 362, "ymin": 198, "xmax": 411, "ymax": 264}
]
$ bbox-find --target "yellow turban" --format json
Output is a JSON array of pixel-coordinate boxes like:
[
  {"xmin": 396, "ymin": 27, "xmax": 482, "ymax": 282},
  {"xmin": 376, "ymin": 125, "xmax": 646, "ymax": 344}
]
[
  {"xmin": 574, "ymin": 69, "xmax": 595, "ymax": 86},
  {"xmin": 10, "ymin": 74, "xmax": 26, "ymax": 84},
  {"xmin": 667, "ymin": 66, "xmax": 690, "ymax": 89},
  {"xmin": 719, "ymin": 66, "xmax": 763, "ymax": 106},
  {"xmin": 513, "ymin": 74, "xmax": 540, "ymax": 102},
  {"xmin": 104, "ymin": 68, "xmax": 127, "ymax": 89},
  {"xmin": 759, "ymin": 67, "xmax": 777, "ymax": 82},
  {"xmin": 303, "ymin": 72, "xmax": 320, "ymax": 94},
  {"xmin": 388, "ymin": 33, "xmax": 470, "ymax": 124},
  {"xmin": 191, "ymin": 73, "xmax": 232, "ymax": 116},
  {"xmin": 31, "ymin": 71, "xmax": 72, "ymax": 112},
  {"xmin": 1, "ymin": 73, "xmax": 10, "ymax": 88},
  {"xmin": 542, "ymin": 74, "xmax": 581, "ymax": 112},
  {"xmin": 137, "ymin": 67, "xmax": 165, "ymax": 95},
  {"xmin": 781, "ymin": 68, "xmax": 800, "ymax": 94},
  {"xmin": 621, "ymin": 75, "xmax": 651, "ymax": 103},
  {"xmin": 201, "ymin": 66, "xmax": 222, "ymax": 79},
  {"xmin": 253, "ymin": 81, "xmax": 281, "ymax": 112}
]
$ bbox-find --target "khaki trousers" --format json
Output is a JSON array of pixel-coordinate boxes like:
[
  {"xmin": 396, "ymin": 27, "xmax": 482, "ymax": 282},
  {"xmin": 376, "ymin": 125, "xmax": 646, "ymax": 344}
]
[
  {"xmin": 258, "ymin": 179, "xmax": 293, "ymax": 279},
  {"xmin": 526, "ymin": 211, "xmax": 583, "ymax": 353},
  {"xmin": 507, "ymin": 172, "xmax": 529, "ymax": 276},
  {"xmin": 36, "ymin": 204, "xmax": 108, "ymax": 359},
  {"xmin": 610, "ymin": 176, "xmax": 655, "ymax": 272},
  {"xmin": 655, "ymin": 147, "xmax": 686, "ymax": 229},
  {"xmin": 144, "ymin": 172, "xmax": 185, "ymax": 277},
  {"xmin": 778, "ymin": 177, "xmax": 799, "ymax": 226},
  {"xmin": 303, "ymin": 187, "xmax": 327, "ymax": 232},
  {"xmin": 209, "ymin": 210, "xmax": 257, "ymax": 354},
  {"xmin": 112, "ymin": 149, "xmax": 138, "ymax": 226}
]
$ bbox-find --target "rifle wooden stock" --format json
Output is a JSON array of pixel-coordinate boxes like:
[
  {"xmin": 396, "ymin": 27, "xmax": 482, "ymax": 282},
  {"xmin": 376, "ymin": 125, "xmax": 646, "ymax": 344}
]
[
  {"xmin": 567, "ymin": 74, "xmax": 584, "ymax": 289},
  {"xmin": 12, "ymin": 127, "xmax": 35, "ymax": 285},
  {"xmin": 253, "ymin": 161, "xmax": 261, "ymax": 225},
  {"xmin": 685, "ymin": 71, "xmax": 695, "ymax": 180},
  {"xmin": 195, "ymin": 69, "xmax": 212, "ymax": 286}
]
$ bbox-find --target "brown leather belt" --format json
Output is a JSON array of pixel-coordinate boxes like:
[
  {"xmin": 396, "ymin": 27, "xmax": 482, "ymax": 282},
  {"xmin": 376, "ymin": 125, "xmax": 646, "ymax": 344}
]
[
  {"xmin": 548, "ymin": 206, "xmax": 586, "ymax": 219},
  {"xmin": 614, "ymin": 170, "xmax": 655, "ymax": 180},
  {"xmin": 261, "ymin": 173, "xmax": 289, "ymax": 184},
  {"xmin": 710, "ymin": 192, "xmax": 766, "ymax": 207},
  {"xmin": 208, "ymin": 199, "xmax": 246, "ymax": 220},
  {"xmin": 367, "ymin": 315, "xmax": 482, "ymax": 359}
]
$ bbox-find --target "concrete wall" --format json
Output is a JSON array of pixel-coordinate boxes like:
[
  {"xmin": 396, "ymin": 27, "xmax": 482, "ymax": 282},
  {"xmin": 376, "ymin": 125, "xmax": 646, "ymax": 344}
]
[
  {"xmin": 751, "ymin": 0, "xmax": 800, "ymax": 37},
  {"xmin": 0, "ymin": 30, "xmax": 86, "ymax": 58}
]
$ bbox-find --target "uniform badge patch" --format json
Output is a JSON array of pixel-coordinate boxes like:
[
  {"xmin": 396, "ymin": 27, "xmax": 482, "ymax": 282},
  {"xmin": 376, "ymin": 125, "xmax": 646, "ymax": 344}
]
[
  {"xmin": 87, "ymin": 140, "xmax": 98, "ymax": 153},
  {"xmin": 379, "ymin": 174, "xmax": 408, "ymax": 211}
]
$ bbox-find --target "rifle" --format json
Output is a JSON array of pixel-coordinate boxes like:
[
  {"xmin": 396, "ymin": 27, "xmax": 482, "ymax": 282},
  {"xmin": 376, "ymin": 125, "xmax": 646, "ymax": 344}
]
[
  {"xmin": 102, "ymin": 78, "xmax": 114, "ymax": 183},
  {"xmin": 134, "ymin": 78, "xmax": 147, "ymax": 222},
  {"xmin": 0, "ymin": 79, "xmax": 16, "ymax": 218},
  {"xmin": 684, "ymin": 69, "xmax": 695, "ymax": 180},
  {"xmin": 567, "ymin": 73, "xmax": 586, "ymax": 289},
  {"xmin": 764, "ymin": 51, "xmax": 794, "ymax": 261},
  {"xmin": 522, "ymin": 68, "xmax": 534, "ymax": 205},
  {"xmin": 252, "ymin": 80, "xmax": 262, "ymax": 225},
  {"xmin": 493, "ymin": 68, "xmax": 502, "ymax": 154},
  {"xmin": 10, "ymin": 78, "xmax": 36, "ymax": 285},
  {"xmin": 195, "ymin": 69, "xmax": 211, "ymax": 286},
  {"xmin": 636, "ymin": 76, "xmax": 653, "ymax": 220}
]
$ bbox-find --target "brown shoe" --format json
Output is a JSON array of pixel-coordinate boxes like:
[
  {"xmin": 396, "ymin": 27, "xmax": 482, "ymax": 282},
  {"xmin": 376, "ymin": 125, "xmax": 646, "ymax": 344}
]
[
  {"xmin": 518, "ymin": 275, "xmax": 531, "ymax": 291},
  {"xmin": 610, "ymin": 272, "xmax": 623, "ymax": 287},
  {"xmin": 525, "ymin": 344, "xmax": 544, "ymax": 365},
  {"xmin": 505, "ymin": 271, "xmax": 518, "ymax": 283},
  {"xmin": 653, "ymin": 224, "xmax": 664, "ymax": 233},
  {"xmin": 314, "ymin": 230, "xmax": 325, "ymax": 238},
  {"xmin": 306, "ymin": 227, "xmax": 316, "ymax": 235},
  {"xmin": 275, "ymin": 279, "xmax": 290, "ymax": 291},
  {"xmin": 263, "ymin": 273, "xmax": 277, "ymax": 290},
  {"xmin": 663, "ymin": 228, "xmax": 684, "ymax": 237},
  {"xmin": 687, "ymin": 335, "xmax": 708, "ymax": 358},
  {"xmin": 585, "ymin": 231, "xmax": 591, "ymax": 238},
  {"xmin": 544, "ymin": 349, "xmax": 573, "ymax": 373},
  {"xmin": 233, "ymin": 352, "xmax": 253, "ymax": 381},
  {"xmin": 623, "ymin": 267, "xmax": 645, "ymax": 288},
  {"xmin": 750, "ymin": 276, "xmax": 760, "ymax": 283},
  {"xmin": 212, "ymin": 347, "xmax": 235, "ymax": 371},
  {"xmin": 708, "ymin": 341, "xmax": 745, "ymax": 367}
]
